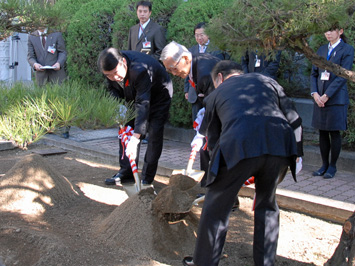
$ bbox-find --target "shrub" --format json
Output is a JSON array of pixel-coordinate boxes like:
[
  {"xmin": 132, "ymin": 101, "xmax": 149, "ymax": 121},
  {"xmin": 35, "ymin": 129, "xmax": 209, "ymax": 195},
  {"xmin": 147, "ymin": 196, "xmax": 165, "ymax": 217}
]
[
  {"xmin": 65, "ymin": 0, "xmax": 120, "ymax": 86},
  {"xmin": 0, "ymin": 94, "xmax": 54, "ymax": 149},
  {"xmin": 0, "ymin": 80, "xmax": 124, "ymax": 148}
]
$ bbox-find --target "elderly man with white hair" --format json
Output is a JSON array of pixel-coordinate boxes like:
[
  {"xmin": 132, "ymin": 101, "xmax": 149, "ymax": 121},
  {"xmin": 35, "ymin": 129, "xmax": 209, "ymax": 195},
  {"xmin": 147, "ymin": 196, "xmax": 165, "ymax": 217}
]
[{"xmin": 160, "ymin": 41, "xmax": 222, "ymax": 186}]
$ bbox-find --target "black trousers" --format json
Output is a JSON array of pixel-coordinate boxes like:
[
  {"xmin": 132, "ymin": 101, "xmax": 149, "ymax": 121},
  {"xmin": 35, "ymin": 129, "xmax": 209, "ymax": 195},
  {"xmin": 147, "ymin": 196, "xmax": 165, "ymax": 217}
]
[
  {"xmin": 199, "ymin": 138, "xmax": 210, "ymax": 187},
  {"xmin": 193, "ymin": 155, "xmax": 290, "ymax": 266}
]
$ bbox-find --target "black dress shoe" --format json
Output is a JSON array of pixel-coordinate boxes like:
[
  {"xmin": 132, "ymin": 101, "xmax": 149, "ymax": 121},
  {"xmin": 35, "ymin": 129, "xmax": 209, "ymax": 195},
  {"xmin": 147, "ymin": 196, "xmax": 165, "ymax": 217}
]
[
  {"xmin": 324, "ymin": 166, "xmax": 337, "ymax": 179},
  {"xmin": 105, "ymin": 173, "xmax": 134, "ymax": 185},
  {"xmin": 232, "ymin": 197, "xmax": 240, "ymax": 212},
  {"xmin": 182, "ymin": 256, "xmax": 196, "ymax": 266},
  {"xmin": 312, "ymin": 165, "xmax": 328, "ymax": 176}
]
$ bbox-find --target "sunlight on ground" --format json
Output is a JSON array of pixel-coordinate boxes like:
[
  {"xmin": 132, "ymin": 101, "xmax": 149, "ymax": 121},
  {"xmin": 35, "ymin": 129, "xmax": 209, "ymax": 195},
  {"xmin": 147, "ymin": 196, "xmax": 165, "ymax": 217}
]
[
  {"xmin": 64, "ymin": 157, "xmax": 118, "ymax": 170},
  {"xmin": 76, "ymin": 182, "xmax": 128, "ymax": 205}
]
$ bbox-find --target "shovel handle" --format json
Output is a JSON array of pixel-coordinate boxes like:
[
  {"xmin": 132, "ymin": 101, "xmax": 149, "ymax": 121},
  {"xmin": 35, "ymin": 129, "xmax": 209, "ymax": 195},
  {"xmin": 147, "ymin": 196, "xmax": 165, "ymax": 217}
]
[
  {"xmin": 120, "ymin": 126, "xmax": 141, "ymax": 192},
  {"xmin": 186, "ymin": 145, "xmax": 199, "ymax": 173},
  {"xmin": 128, "ymin": 155, "xmax": 141, "ymax": 192}
]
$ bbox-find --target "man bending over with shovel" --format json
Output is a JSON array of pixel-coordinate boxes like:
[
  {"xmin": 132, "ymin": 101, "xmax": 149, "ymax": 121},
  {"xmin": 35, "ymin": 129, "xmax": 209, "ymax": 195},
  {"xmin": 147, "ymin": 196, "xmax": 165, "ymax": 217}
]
[
  {"xmin": 182, "ymin": 60, "xmax": 303, "ymax": 266},
  {"xmin": 98, "ymin": 48, "xmax": 173, "ymax": 187}
]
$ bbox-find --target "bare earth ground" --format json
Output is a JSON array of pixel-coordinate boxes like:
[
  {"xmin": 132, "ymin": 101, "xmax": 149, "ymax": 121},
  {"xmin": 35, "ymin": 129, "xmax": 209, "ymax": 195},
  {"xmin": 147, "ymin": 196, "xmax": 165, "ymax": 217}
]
[{"xmin": 0, "ymin": 144, "xmax": 343, "ymax": 266}]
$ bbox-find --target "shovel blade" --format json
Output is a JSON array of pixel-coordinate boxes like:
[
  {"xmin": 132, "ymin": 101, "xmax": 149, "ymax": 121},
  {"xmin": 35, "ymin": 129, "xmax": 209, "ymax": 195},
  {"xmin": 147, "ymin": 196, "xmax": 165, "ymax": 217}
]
[
  {"xmin": 171, "ymin": 169, "xmax": 205, "ymax": 183},
  {"xmin": 122, "ymin": 184, "xmax": 139, "ymax": 197}
]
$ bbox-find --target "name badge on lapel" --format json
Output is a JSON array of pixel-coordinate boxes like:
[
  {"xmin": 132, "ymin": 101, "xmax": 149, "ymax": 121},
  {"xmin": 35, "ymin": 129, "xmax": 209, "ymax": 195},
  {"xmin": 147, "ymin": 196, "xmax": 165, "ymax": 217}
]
[
  {"xmin": 321, "ymin": 70, "xmax": 330, "ymax": 81},
  {"xmin": 47, "ymin": 45, "xmax": 56, "ymax": 54},
  {"xmin": 143, "ymin": 40, "xmax": 151, "ymax": 48},
  {"xmin": 141, "ymin": 40, "xmax": 151, "ymax": 54},
  {"xmin": 255, "ymin": 59, "xmax": 261, "ymax": 67}
]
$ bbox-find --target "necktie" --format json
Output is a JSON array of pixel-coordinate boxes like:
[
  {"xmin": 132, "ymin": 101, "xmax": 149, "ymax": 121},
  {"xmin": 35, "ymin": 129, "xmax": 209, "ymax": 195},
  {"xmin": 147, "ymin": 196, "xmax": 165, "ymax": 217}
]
[
  {"xmin": 139, "ymin": 24, "xmax": 144, "ymax": 38},
  {"xmin": 42, "ymin": 36, "xmax": 46, "ymax": 48},
  {"xmin": 199, "ymin": 45, "xmax": 205, "ymax": 53}
]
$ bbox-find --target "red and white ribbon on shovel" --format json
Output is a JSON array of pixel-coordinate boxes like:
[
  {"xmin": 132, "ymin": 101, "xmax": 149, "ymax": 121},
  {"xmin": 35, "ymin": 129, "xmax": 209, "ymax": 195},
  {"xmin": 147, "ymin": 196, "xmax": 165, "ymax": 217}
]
[
  {"xmin": 118, "ymin": 125, "xmax": 141, "ymax": 192},
  {"xmin": 243, "ymin": 176, "xmax": 256, "ymax": 211}
]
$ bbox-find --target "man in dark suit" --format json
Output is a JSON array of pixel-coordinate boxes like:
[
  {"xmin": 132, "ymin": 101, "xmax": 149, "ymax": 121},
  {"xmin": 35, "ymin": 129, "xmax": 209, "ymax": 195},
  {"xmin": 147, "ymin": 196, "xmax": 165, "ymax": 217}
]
[
  {"xmin": 184, "ymin": 22, "xmax": 230, "ymax": 121},
  {"xmin": 98, "ymin": 48, "xmax": 173, "ymax": 186},
  {"xmin": 27, "ymin": 27, "xmax": 67, "ymax": 86},
  {"xmin": 241, "ymin": 50, "xmax": 281, "ymax": 80},
  {"xmin": 182, "ymin": 61, "xmax": 303, "ymax": 266},
  {"xmin": 127, "ymin": 1, "xmax": 166, "ymax": 61},
  {"xmin": 160, "ymin": 41, "xmax": 221, "ymax": 184}
]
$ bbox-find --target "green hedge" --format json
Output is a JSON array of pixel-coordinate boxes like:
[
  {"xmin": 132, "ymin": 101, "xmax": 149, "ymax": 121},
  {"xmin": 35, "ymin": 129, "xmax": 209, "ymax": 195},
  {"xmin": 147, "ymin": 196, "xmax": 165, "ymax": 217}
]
[{"xmin": 65, "ymin": 0, "xmax": 120, "ymax": 85}]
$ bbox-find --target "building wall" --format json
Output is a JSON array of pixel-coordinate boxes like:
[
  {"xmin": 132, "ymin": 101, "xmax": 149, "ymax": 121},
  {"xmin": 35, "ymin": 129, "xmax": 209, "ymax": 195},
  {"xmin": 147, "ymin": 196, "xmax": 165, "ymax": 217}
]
[{"xmin": 0, "ymin": 33, "xmax": 32, "ymax": 84}]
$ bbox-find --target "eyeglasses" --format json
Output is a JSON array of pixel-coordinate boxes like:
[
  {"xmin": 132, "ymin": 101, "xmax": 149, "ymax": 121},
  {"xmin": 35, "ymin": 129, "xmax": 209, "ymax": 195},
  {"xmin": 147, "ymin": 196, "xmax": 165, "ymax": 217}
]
[
  {"xmin": 195, "ymin": 33, "xmax": 206, "ymax": 38},
  {"xmin": 166, "ymin": 57, "xmax": 182, "ymax": 73}
]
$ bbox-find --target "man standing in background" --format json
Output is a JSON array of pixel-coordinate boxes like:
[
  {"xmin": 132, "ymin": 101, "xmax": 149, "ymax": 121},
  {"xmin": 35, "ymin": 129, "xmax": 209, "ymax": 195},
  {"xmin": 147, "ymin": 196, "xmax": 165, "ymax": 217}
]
[
  {"xmin": 241, "ymin": 50, "xmax": 281, "ymax": 80},
  {"xmin": 127, "ymin": 1, "xmax": 166, "ymax": 61},
  {"xmin": 185, "ymin": 22, "xmax": 230, "ymax": 121},
  {"xmin": 27, "ymin": 26, "xmax": 67, "ymax": 86}
]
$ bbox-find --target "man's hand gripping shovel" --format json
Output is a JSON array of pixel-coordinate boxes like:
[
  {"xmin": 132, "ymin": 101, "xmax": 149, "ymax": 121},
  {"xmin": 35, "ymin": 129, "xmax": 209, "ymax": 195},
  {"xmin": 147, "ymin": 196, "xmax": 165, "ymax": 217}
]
[{"xmin": 115, "ymin": 102, "xmax": 141, "ymax": 196}]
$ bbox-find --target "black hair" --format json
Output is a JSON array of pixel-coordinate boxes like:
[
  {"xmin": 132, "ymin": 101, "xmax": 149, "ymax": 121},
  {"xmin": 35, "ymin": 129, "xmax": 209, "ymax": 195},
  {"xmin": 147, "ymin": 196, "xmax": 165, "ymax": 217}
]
[
  {"xmin": 329, "ymin": 24, "xmax": 348, "ymax": 43},
  {"xmin": 136, "ymin": 1, "xmax": 152, "ymax": 11},
  {"xmin": 211, "ymin": 60, "xmax": 243, "ymax": 81},
  {"xmin": 97, "ymin": 48, "xmax": 123, "ymax": 72},
  {"xmin": 194, "ymin": 22, "xmax": 206, "ymax": 35}
]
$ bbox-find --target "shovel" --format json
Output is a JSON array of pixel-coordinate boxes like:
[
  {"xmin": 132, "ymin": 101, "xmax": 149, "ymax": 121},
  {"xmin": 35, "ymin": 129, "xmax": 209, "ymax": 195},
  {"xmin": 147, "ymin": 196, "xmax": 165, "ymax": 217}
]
[
  {"xmin": 119, "ymin": 126, "xmax": 141, "ymax": 195},
  {"xmin": 171, "ymin": 144, "xmax": 205, "ymax": 183},
  {"xmin": 152, "ymin": 145, "xmax": 205, "ymax": 221}
]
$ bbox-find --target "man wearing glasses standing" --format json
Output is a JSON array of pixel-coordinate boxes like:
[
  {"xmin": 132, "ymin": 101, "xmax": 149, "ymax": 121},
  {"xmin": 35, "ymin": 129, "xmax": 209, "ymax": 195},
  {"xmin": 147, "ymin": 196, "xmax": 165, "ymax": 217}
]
[
  {"xmin": 184, "ymin": 22, "xmax": 230, "ymax": 122},
  {"xmin": 98, "ymin": 48, "xmax": 173, "ymax": 187}
]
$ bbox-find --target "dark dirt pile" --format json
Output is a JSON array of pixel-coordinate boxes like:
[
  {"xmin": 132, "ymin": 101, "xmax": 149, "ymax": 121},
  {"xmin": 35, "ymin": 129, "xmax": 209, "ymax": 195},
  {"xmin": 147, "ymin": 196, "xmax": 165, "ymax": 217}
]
[{"xmin": 152, "ymin": 174, "xmax": 200, "ymax": 214}]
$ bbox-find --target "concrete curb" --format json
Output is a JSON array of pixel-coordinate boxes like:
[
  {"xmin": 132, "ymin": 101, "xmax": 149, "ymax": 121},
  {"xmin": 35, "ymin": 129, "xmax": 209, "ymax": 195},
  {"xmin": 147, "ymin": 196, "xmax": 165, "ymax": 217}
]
[
  {"xmin": 239, "ymin": 187, "xmax": 354, "ymax": 224},
  {"xmin": 0, "ymin": 140, "xmax": 16, "ymax": 151}
]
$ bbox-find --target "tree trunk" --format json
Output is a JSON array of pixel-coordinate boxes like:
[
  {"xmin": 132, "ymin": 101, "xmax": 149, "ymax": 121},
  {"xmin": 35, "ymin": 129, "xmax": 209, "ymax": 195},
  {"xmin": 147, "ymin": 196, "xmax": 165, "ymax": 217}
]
[
  {"xmin": 325, "ymin": 211, "xmax": 355, "ymax": 266},
  {"xmin": 291, "ymin": 38, "xmax": 355, "ymax": 83}
]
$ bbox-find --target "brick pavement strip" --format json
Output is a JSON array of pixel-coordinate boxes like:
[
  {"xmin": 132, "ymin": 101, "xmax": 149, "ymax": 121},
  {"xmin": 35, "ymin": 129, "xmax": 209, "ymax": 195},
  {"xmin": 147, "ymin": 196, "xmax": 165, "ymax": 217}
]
[{"xmin": 5, "ymin": 128, "xmax": 354, "ymax": 224}]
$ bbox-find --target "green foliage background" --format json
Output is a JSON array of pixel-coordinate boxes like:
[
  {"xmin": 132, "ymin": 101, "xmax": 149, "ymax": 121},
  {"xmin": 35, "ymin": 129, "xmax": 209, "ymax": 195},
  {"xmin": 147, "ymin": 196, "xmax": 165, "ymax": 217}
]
[{"xmin": 47, "ymin": 0, "xmax": 355, "ymax": 145}]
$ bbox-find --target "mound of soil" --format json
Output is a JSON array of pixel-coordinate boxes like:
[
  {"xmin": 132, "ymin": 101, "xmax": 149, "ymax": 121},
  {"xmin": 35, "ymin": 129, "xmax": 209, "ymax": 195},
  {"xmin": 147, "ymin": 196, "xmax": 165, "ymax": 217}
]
[
  {"xmin": 0, "ymin": 145, "xmax": 343, "ymax": 266},
  {"xmin": 0, "ymin": 154, "xmax": 77, "ymax": 215},
  {"xmin": 97, "ymin": 188, "xmax": 199, "ymax": 261}
]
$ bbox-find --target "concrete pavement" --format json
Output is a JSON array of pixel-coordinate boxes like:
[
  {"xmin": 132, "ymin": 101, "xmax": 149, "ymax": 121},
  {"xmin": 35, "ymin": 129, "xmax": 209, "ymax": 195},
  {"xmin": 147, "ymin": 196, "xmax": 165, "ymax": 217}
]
[{"xmin": 1, "ymin": 125, "xmax": 354, "ymax": 224}]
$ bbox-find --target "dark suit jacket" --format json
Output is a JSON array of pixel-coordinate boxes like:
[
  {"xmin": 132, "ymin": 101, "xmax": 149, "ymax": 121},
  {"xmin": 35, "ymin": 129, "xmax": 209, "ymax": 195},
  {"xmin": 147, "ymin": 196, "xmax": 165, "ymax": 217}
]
[
  {"xmin": 185, "ymin": 43, "xmax": 230, "ymax": 103},
  {"xmin": 311, "ymin": 40, "xmax": 354, "ymax": 106},
  {"xmin": 106, "ymin": 51, "xmax": 172, "ymax": 135},
  {"xmin": 190, "ymin": 54, "xmax": 221, "ymax": 98},
  {"xmin": 127, "ymin": 20, "xmax": 166, "ymax": 61},
  {"xmin": 27, "ymin": 30, "xmax": 67, "ymax": 86},
  {"xmin": 200, "ymin": 73, "xmax": 302, "ymax": 186},
  {"xmin": 241, "ymin": 51, "xmax": 281, "ymax": 80}
]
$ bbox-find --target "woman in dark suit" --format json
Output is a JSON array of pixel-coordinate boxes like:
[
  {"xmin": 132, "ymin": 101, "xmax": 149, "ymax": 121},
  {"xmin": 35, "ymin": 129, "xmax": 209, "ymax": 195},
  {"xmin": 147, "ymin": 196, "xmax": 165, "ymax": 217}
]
[{"xmin": 311, "ymin": 27, "xmax": 354, "ymax": 179}]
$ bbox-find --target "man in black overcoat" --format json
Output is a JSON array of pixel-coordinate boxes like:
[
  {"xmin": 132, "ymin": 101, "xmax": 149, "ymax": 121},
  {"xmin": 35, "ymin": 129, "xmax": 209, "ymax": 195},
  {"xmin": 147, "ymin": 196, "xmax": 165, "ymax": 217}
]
[
  {"xmin": 182, "ymin": 61, "xmax": 303, "ymax": 266},
  {"xmin": 98, "ymin": 48, "xmax": 173, "ymax": 186}
]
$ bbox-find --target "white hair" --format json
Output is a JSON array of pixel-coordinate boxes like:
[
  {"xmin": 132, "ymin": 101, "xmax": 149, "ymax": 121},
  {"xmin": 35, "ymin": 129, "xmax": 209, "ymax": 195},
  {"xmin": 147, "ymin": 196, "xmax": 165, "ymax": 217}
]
[{"xmin": 160, "ymin": 41, "xmax": 191, "ymax": 62}]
